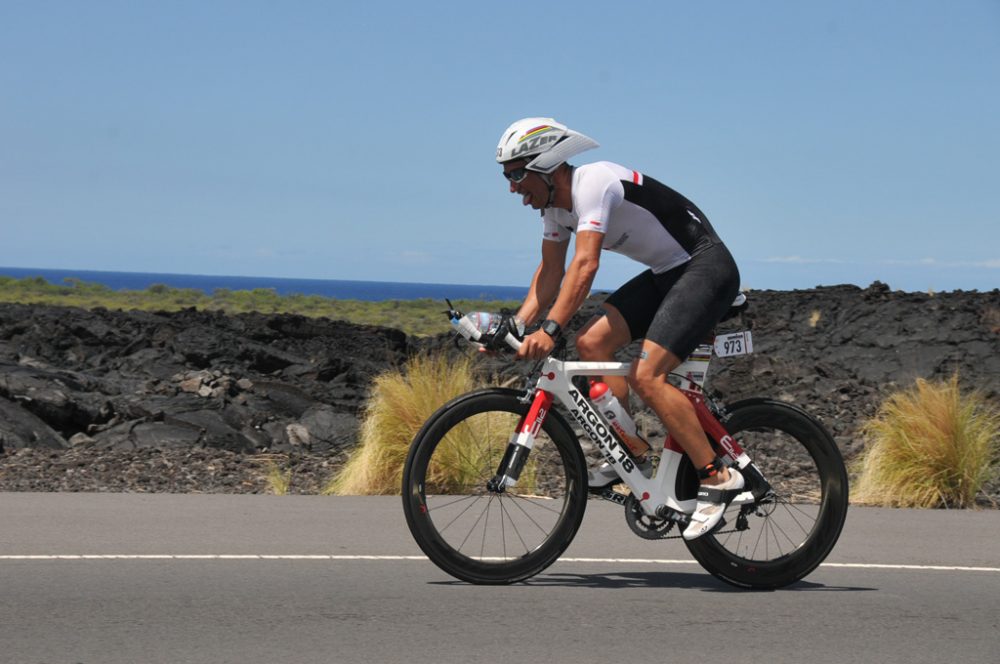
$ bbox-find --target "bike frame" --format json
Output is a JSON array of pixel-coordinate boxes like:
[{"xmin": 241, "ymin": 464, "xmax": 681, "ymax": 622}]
[{"xmin": 496, "ymin": 344, "xmax": 748, "ymax": 519}]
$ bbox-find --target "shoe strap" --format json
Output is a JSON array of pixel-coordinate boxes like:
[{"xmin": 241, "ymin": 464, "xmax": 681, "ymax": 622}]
[{"xmin": 696, "ymin": 486, "xmax": 742, "ymax": 505}]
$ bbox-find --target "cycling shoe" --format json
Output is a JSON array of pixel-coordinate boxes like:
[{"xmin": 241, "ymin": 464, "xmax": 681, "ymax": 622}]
[
  {"xmin": 683, "ymin": 468, "xmax": 745, "ymax": 540},
  {"xmin": 731, "ymin": 462, "xmax": 772, "ymax": 505}
]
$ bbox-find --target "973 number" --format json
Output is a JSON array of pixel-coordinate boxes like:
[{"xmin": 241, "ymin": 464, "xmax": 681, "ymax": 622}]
[
  {"xmin": 723, "ymin": 338, "xmax": 743, "ymax": 354},
  {"xmin": 714, "ymin": 331, "xmax": 752, "ymax": 357}
]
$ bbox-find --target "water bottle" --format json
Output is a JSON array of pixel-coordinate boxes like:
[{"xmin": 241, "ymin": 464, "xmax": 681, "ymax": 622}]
[
  {"xmin": 452, "ymin": 311, "xmax": 504, "ymax": 342},
  {"xmin": 589, "ymin": 381, "xmax": 647, "ymax": 452},
  {"xmin": 452, "ymin": 311, "xmax": 524, "ymax": 347}
]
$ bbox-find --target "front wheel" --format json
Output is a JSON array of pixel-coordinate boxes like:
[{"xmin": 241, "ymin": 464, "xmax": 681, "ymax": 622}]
[
  {"xmin": 402, "ymin": 388, "xmax": 589, "ymax": 584},
  {"xmin": 684, "ymin": 399, "xmax": 849, "ymax": 589}
]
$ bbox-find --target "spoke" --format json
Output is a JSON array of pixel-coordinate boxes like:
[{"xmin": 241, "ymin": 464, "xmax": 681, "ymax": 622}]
[
  {"xmin": 750, "ymin": 508, "xmax": 768, "ymax": 560},
  {"xmin": 733, "ymin": 525, "xmax": 746, "ymax": 554},
  {"xmin": 427, "ymin": 493, "xmax": 482, "ymax": 512},
  {"xmin": 443, "ymin": 426, "xmax": 492, "ymax": 475},
  {"xmin": 765, "ymin": 509, "xmax": 806, "ymax": 550},
  {"xmin": 499, "ymin": 497, "xmax": 530, "ymax": 555},
  {"xmin": 713, "ymin": 499, "xmax": 819, "ymax": 561},
  {"xmin": 499, "ymin": 496, "xmax": 507, "ymax": 560},
  {"xmin": 483, "ymin": 412, "xmax": 501, "ymax": 479},
  {"xmin": 772, "ymin": 500, "xmax": 816, "ymax": 539},
  {"xmin": 480, "ymin": 496, "xmax": 492, "ymax": 559},
  {"xmin": 774, "ymin": 496, "xmax": 822, "ymax": 523},
  {"xmin": 410, "ymin": 399, "xmax": 584, "ymax": 572},
  {"xmin": 457, "ymin": 496, "xmax": 493, "ymax": 554},
  {"xmin": 438, "ymin": 494, "xmax": 486, "ymax": 536},
  {"xmin": 506, "ymin": 492, "xmax": 560, "ymax": 536},
  {"xmin": 426, "ymin": 483, "xmax": 489, "ymax": 494},
  {"xmin": 507, "ymin": 491, "xmax": 564, "ymax": 516},
  {"xmin": 714, "ymin": 526, "xmax": 735, "ymax": 549}
]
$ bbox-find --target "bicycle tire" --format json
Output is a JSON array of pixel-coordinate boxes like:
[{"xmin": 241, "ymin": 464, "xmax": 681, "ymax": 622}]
[
  {"xmin": 402, "ymin": 388, "xmax": 588, "ymax": 584},
  {"xmin": 684, "ymin": 398, "xmax": 849, "ymax": 589}
]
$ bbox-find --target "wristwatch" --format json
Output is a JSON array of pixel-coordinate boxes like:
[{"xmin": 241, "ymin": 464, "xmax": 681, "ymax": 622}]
[{"xmin": 540, "ymin": 319, "xmax": 562, "ymax": 339}]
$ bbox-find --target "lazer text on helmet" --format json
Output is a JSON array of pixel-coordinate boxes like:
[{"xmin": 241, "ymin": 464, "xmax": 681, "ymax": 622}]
[{"xmin": 511, "ymin": 134, "xmax": 559, "ymax": 158}]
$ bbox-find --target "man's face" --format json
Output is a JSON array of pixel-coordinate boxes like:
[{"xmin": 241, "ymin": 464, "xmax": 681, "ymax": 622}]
[{"xmin": 502, "ymin": 160, "xmax": 547, "ymax": 210}]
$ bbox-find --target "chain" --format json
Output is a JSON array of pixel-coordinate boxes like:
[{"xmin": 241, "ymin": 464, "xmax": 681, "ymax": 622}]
[
  {"xmin": 654, "ymin": 526, "xmax": 741, "ymax": 541},
  {"xmin": 598, "ymin": 490, "xmax": 745, "ymax": 540}
]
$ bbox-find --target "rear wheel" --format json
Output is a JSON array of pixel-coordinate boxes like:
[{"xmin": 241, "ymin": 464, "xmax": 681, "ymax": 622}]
[
  {"xmin": 402, "ymin": 388, "xmax": 588, "ymax": 584},
  {"xmin": 684, "ymin": 399, "xmax": 849, "ymax": 589}
]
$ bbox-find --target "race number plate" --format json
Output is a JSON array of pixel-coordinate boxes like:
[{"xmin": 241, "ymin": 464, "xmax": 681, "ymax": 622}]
[{"xmin": 714, "ymin": 331, "xmax": 753, "ymax": 357}]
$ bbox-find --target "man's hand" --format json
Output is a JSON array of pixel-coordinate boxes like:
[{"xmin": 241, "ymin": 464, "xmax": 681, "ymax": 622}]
[{"xmin": 516, "ymin": 329, "xmax": 556, "ymax": 360}]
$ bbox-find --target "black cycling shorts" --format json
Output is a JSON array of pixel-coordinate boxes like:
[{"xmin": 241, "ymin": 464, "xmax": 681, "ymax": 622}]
[{"xmin": 603, "ymin": 243, "xmax": 740, "ymax": 360}]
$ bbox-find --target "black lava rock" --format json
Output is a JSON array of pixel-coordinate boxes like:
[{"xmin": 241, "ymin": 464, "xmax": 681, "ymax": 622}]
[{"xmin": 1, "ymin": 284, "xmax": 998, "ymax": 496}]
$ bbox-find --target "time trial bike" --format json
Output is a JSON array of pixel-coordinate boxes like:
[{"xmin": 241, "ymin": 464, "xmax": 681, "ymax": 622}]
[{"xmin": 401, "ymin": 299, "xmax": 848, "ymax": 589}]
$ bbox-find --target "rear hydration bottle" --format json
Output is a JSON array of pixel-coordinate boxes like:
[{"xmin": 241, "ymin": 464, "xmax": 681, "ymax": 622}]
[{"xmin": 589, "ymin": 381, "xmax": 648, "ymax": 453}]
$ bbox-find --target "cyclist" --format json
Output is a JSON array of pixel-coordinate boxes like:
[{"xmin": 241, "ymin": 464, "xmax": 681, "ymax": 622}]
[{"xmin": 497, "ymin": 117, "xmax": 744, "ymax": 540}]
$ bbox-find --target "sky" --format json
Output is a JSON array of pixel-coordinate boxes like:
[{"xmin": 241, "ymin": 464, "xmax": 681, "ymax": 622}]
[{"xmin": 2, "ymin": 1, "xmax": 998, "ymax": 293}]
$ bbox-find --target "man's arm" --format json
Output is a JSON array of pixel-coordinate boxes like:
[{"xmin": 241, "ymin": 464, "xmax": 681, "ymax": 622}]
[
  {"xmin": 516, "ymin": 239, "xmax": 569, "ymax": 326},
  {"xmin": 516, "ymin": 231, "xmax": 602, "ymax": 359},
  {"xmin": 544, "ymin": 230, "xmax": 602, "ymax": 328}
]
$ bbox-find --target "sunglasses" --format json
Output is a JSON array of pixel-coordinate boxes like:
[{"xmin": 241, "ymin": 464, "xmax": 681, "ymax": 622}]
[{"xmin": 503, "ymin": 166, "xmax": 530, "ymax": 183}]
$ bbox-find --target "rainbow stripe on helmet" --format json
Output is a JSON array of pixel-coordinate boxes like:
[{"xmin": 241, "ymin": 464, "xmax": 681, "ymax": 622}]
[{"xmin": 519, "ymin": 125, "xmax": 555, "ymax": 142}]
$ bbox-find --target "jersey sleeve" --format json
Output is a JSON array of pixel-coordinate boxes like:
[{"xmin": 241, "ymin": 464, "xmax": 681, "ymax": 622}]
[
  {"xmin": 573, "ymin": 164, "xmax": 624, "ymax": 235},
  {"xmin": 541, "ymin": 211, "xmax": 572, "ymax": 242}
]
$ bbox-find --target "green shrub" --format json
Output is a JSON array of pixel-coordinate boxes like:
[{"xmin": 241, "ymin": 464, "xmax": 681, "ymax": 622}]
[
  {"xmin": 325, "ymin": 353, "xmax": 484, "ymax": 495},
  {"xmin": 853, "ymin": 374, "xmax": 1000, "ymax": 508},
  {"xmin": 0, "ymin": 276, "xmax": 517, "ymax": 336}
]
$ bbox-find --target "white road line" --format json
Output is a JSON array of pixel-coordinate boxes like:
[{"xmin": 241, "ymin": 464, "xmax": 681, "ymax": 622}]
[
  {"xmin": 0, "ymin": 554, "xmax": 998, "ymax": 572},
  {"xmin": 0, "ymin": 555, "xmax": 428, "ymax": 561},
  {"xmin": 820, "ymin": 562, "xmax": 1000, "ymax": 572}
]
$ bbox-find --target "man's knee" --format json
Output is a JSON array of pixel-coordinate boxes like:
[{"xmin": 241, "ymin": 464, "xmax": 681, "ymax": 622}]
[
  {"xmin": 575, "ymin": 315, "xmax": 619, "ymax": 359},
  {"xmin": 576, "ymin": 327, "xmax": 610, "ymax": 359},
  {"xmin": 627, "ymin": 343, "xmax": 682, "ymax": 400},
  {"xmin": 627, "ymin": 360, "xmax": 662, "ymax": 400},
  {"xmin": 576, "ymin": 308, "xmax": 631, "ymax": 360}
]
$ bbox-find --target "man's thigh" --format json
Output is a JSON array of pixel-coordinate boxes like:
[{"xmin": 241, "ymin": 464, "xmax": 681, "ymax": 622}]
[{"xmin": 575, "ymin": 303, "xmax": 633, "ymax": 355}]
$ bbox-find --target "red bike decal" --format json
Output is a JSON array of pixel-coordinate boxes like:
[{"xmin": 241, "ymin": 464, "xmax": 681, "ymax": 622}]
[
  {"xmin": 520, "ymin": 390, "xmax": 553, "ymax": 434},
  {"xmin": 664, "ymin": 389, "xmax": 745, "ymax": 460}
]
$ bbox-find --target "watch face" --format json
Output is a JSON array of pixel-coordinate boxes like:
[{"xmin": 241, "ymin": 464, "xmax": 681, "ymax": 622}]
[{"xmin": 542, "ymin": 320, "xmax": 561, "ymax": 337}]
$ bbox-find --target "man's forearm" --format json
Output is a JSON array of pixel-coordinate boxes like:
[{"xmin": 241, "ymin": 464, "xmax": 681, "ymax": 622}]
[
  {"xmin": 543, "ymin": 257, "xmax": 598, "ymax": 328},
  {"xmin": 517, "ymin": 263, "xmax": 562, "ymax": 325}
]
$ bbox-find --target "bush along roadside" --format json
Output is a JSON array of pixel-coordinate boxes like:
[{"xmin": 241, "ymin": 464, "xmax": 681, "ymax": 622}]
[{"xmin": 853, "ymin": 374, "xmax": 1000, "ymax": 508}]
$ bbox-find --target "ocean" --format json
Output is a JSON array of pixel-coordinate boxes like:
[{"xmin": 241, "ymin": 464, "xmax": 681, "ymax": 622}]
[{"xmin": 0, "ymin": 266, "xmax": 529, "ymax": 302}]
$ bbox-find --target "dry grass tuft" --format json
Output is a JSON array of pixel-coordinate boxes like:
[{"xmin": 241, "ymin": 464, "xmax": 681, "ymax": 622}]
[
  {"xmin": 325, "ymin": 353, "xmax": 483, "ymax": 495},
  {"xmin": 265, "ymin": 462, "xmax": 293, "ymax": 496},
  {"xmin": 853, "ymin": 375, "xmax": 1000, "ymax": 508},
  {"xmin": 808, "ymin": 309, "xmax": 821, "ymax": 328}
]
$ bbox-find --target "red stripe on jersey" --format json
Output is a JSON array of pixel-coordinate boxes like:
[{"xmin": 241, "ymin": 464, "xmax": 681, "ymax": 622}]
[{"xmin": 632, "ymin": 170, "xmax": 640, "ymax": 184}]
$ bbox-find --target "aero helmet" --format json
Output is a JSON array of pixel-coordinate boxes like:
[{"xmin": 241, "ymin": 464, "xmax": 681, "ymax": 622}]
[{"xmin": 496, "ymin": 118, "xmax": 599, "ymax": 174}]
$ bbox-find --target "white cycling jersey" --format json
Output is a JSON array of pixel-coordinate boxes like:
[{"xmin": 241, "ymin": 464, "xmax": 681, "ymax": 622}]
[{"xmin": 542, "ymin": 161, "xmax": 722, "ymax": 274}]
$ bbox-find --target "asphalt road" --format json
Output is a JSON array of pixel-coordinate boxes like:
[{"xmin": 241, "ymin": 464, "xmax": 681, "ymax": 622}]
[{"xmin": 1, "ymin": 494, "xmax": 998, "ymax": 664}]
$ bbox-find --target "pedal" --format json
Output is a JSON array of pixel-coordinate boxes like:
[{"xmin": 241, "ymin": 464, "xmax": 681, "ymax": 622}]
[{"xmin": 596, "ymin": 488, "xmax": 628, "ymax": 506}]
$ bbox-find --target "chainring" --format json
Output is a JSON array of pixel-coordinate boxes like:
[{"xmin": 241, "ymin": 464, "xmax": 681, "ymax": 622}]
[{"xmin": 624, "ymin": 493, "xmax": 676, "ymax": 540}]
